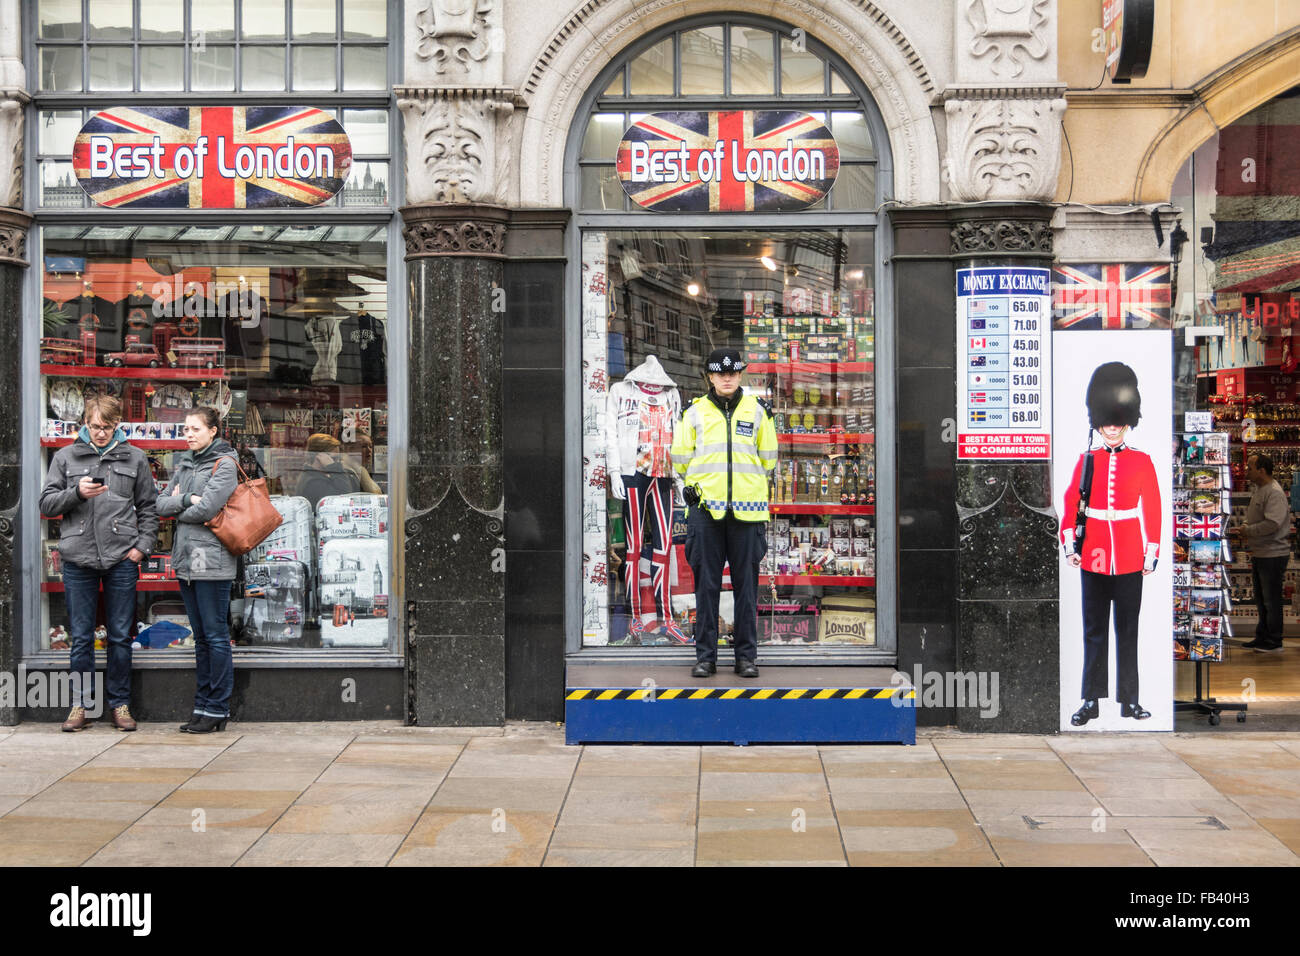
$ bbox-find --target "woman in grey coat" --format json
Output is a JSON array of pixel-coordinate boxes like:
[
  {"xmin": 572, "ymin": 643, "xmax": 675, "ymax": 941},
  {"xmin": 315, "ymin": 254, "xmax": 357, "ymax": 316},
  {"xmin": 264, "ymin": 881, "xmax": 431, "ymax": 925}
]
[{"xmin": 157, "ymin": 406, "xmax": 239, "ymax": 733}]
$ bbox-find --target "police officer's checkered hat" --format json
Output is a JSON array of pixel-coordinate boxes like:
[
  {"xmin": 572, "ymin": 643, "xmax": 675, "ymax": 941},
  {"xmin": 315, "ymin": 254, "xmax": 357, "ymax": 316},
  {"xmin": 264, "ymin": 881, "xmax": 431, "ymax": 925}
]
[{"xmin": 706, "ymin": 348, "xmax": 746, "ymax": 373}]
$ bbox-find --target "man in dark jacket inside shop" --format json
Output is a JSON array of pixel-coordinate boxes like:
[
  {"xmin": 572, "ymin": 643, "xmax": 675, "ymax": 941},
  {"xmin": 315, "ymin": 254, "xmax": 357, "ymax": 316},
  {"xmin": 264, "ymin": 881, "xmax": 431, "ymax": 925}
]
[
  {"xmin": 40, "ymin": 395, "xmax": 159, "ymax": 732},
  {"xmin": 1237, "ymin": 454, "xmax": 1291, "ymax": 652}
]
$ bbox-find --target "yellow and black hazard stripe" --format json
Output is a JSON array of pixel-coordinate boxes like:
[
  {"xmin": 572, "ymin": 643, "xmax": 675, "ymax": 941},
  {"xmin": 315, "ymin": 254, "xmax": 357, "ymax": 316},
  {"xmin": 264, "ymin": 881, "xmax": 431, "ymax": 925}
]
[{"xmin": 566, "ymin": 687, "xmax": 914, "ymax": 701}]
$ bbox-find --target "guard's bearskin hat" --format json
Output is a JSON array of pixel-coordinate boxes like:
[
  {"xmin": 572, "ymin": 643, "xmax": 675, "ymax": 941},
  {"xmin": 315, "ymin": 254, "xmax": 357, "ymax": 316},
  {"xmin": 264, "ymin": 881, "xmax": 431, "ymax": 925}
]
[{"xmin": 1085, "ymin": 361, "xmax": 1142, "ymax": 430}]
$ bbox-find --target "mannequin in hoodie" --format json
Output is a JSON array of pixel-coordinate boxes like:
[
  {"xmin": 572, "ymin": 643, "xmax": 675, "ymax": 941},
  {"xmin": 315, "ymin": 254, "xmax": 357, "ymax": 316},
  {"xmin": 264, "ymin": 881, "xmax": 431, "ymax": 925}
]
[{"xmin": 606, "ymin": 356, "xmax": 688, "ymax": 644}]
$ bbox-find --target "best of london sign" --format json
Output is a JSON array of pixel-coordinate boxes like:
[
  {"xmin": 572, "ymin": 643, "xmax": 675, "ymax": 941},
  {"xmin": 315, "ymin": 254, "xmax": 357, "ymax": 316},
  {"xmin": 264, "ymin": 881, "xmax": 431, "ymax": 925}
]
[
  {"xmin": 616, "ymin": 110, "xmax": 839, "ymax": 212},
  {"xmin": 72, "ymin": 106, "xmax": 352, "ymax": 209}
]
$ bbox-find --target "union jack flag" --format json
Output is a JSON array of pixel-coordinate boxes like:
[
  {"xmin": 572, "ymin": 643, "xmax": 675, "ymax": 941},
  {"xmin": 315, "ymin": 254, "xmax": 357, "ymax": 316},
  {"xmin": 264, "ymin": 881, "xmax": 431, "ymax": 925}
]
[
  {"xmin": 73, "ymin": 106, "xmax": 351, "ymax": 209},
  {"xmin": 615, "ymin": 111, "xmax": 839, "ymax": 212},
  {"xmin": 1175, "ymin": 514, "xmax": 1223, "ymax": 539},
  {"xmin": 1052, "ymin": 264, "xmax": 1172, "ymax": 330},
  {"xmin": 351, "ymin": 508, "xmax": 374, "ymax": 519}
]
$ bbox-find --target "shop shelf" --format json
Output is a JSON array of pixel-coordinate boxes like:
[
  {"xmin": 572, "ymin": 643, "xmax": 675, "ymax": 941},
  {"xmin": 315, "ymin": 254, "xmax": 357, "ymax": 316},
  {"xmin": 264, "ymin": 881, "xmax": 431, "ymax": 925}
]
[
  {"xmin": 747, "ymin": 362, "xmax": 874, "ymax": 375},
  {"xmin": 42, "ymin": 580, "xmax": 179, "ymax": 592},
  {"xmin": 777, "ymin": 432, "xmax": 874, "ymax": 445},
  {"xmin": 42, "ymin": 438, "xmax": 188, "ymax": 449},
  {"xmin": 761, "ymin": 574, "xmax": 875, "ymax": 587},
  {"xmin": 770, "ymin": 503, "xmax": 875, "ymax": 515},
  {"xmin": 41, "ymin": 364, "xmax": 227, "ymax": 381}
]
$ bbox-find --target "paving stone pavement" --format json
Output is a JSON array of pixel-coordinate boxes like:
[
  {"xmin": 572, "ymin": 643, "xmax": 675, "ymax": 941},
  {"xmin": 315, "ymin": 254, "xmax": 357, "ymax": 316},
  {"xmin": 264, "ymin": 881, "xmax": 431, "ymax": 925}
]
[{"xmin": 0, "ymin": 722, "xmax": 1297, "ymax": 866}]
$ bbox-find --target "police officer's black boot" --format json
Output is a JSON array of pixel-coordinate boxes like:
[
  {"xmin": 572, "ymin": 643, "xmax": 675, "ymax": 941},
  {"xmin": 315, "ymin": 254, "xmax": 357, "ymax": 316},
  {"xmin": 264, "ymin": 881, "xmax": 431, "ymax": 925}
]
[{"xmin": 692, "ymin": 660, "xmax": 716, "ymax": 678}]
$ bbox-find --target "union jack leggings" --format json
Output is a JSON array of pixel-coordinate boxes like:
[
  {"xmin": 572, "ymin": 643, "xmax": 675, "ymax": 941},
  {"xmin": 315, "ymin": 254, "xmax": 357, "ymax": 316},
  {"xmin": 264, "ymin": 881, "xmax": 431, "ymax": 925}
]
[{"xmin": 622, "ymin": 473, "xmax": 673, "ymax": 621}]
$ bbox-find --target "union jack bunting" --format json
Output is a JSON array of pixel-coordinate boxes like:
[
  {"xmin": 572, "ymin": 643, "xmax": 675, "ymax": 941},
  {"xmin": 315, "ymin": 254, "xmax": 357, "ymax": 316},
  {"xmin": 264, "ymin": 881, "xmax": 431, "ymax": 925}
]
[
  {"xmin": 73, "ymin": 106, "xmax": 351, "ymax": 209},
  {"xmin": 1175, "ymin": 513, "xmax": 1224, "ymax": 539},
  {"xmin": 615, "ymin": 111, "xmax": 839, "ymax": 213},
  {"xmin": 1052, "ymin": 264, "xmax": 1172, "ymax": 330}
]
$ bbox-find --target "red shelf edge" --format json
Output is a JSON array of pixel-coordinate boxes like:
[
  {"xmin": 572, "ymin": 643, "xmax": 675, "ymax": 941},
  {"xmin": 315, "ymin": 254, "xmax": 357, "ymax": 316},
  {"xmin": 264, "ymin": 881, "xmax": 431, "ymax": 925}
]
[
  {"xmin": 777, "ymin": 433, "xmax": 875, "ymax": 444},
  {"xmin": 41, "ymin": 364, "xmax": 227, "ymax": 380},
  {"xmin": 760, "ymin": 574, "xmax": 875, "ymax": 587},
  {"xmin": 769, "ymin": 504, "xmax": 875, "ymax": 515},
  {"xmin": 42, "ymin": 438, "xmax": 188, "ymax": 449},
  {"xmin": 747, "ymin": 362, "xmax": 875, "ymax": 374},
  {"xmin": 43, "ymin": 580, "xmax": 180, "ymax": 592}
]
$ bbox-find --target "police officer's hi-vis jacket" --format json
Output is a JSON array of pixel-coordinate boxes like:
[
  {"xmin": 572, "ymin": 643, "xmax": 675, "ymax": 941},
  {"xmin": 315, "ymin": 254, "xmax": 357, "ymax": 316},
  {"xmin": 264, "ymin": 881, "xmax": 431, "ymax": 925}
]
[{"xmin": 671, "ymin": 389, "xmax": 778, "ymax": 521}]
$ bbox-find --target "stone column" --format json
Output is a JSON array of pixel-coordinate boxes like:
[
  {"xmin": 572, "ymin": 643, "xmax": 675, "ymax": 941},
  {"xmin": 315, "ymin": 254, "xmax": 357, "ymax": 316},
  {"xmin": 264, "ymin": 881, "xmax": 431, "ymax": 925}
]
[
  {"xmin": 0, "ymin": 208, "xmax": 31, "ymax": 726},
  {"xmin": 950, "ymin": 207, "xmax": 1059, "ymax": 733},
  {"xmin": 941, "ymin": 2, "xmax": 1064, "ymax": 731},
  {"xmin": 401, "ymin": 203, "xmax": 508, "ymax": 726}
]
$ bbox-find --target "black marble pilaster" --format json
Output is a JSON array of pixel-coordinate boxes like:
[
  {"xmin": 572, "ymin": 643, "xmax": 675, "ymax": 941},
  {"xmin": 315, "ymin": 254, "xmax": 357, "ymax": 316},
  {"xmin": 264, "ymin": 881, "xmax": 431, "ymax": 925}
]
[
  {"xmin": 403, "ymin": 203, "xmax": 508, "ymax": 726},
  {"xmin": 950, "ymin": 205, "xmax": 1058, "ymax": 733},
  {"xmin": 0, "ymin": 211, "xmax": 30, "ymax": 726}
]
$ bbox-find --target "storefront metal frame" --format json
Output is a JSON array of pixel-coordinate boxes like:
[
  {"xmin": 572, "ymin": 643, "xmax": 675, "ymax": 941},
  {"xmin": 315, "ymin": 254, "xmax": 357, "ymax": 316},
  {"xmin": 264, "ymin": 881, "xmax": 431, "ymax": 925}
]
[
  {"xmin": 562, "ymin": 13, "xmax": 898, "ymax": 664},
  {"xmin": 17, "ymin": 0, "xmax": 407, "ymax": 671}
]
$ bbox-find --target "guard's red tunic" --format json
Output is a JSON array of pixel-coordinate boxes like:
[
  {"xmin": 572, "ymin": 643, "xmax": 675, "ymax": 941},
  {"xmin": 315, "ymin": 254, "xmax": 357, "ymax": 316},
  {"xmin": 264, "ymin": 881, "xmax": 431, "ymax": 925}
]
[{"xmin": 1060, "ymin": 444, "xmax": 1162, "ymax": 575}]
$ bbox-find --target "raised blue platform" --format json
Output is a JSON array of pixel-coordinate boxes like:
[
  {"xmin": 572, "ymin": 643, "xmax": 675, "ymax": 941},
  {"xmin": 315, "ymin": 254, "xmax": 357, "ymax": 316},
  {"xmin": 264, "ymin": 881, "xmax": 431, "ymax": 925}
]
[{"xmin": 565, "ymin": 664, "xmax": 915, "ymax": 745}]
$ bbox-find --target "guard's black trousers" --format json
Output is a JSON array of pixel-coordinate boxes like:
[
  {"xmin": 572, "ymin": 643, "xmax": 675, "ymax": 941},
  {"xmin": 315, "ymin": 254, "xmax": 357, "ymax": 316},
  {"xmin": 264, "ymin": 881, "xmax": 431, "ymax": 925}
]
[
  {"xmin": 685, "ymin": 507, "xmax": 767, "ymax": 665},
  {"xmin": 1080, "ymin": 569, "xmax": 1143, "ymax": 704}
]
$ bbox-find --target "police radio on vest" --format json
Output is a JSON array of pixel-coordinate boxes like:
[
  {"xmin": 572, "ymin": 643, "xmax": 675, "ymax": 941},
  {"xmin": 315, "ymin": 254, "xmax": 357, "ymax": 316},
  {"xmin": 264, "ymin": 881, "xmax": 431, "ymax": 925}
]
[{"xmin": 88, "ymin": 135, "xmax": 335, "ymax": 181}]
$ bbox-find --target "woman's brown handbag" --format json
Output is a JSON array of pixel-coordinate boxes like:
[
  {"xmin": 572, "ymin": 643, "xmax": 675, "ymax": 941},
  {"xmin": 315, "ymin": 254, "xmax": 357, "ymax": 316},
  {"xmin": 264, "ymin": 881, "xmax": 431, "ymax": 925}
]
[{"xmin": 204, "ymin": 458, "xmax": 283, "ymax": 556}]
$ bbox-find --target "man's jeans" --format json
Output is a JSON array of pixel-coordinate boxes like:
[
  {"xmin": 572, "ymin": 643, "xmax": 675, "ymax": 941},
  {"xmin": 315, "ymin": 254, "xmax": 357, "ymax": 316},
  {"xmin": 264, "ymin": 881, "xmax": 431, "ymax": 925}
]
[
  {"xmin": 63, "ymin": 558, "xmax": 138, "ymax": 710},
  {"xmin": 178, "ymin": 578, "xmax": 234, "ymax": 718},
  {"xmin": 1252, "ymin": 554, "xmax": 1289, "ymax": 644}
]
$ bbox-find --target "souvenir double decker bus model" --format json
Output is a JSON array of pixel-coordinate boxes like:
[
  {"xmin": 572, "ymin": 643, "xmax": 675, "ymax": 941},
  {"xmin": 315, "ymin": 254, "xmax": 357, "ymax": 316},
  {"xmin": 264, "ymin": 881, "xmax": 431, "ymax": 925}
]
[
  {"xmin": 40, "ymin": 338, "xmax": 83, "ymax": 366},
  {"xmin": 170, "ymin": 337, "xmax": 225, "ymax": 370}
]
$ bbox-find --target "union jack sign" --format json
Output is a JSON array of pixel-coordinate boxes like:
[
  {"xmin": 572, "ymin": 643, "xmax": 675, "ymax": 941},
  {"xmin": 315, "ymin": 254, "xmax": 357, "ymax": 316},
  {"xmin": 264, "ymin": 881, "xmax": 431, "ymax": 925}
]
[
  {"xmin": 615, "ymin": 111, "xmax": 839, "ymax": 212},
  {"xmin": 1052, "ymin": 264, "xmax": 1171, "ymax": 330},
  {"xmin": 73, "ymin": 106, "xmax": 352, "ymax": 209},
  {"xmin": 1175, "ymin": 513, "xmax": 1223, "ymax": 539}
]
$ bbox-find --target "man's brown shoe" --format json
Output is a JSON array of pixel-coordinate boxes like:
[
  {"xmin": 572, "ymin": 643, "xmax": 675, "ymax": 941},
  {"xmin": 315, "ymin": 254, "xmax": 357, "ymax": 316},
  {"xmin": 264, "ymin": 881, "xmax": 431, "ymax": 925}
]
[
  {"xmin": 61, "ymin": 707, "xmax": 91, "ymax": 732},
  {"xmin": 109, "ymin": 705, "xmax": 137, "ymax": 732}
]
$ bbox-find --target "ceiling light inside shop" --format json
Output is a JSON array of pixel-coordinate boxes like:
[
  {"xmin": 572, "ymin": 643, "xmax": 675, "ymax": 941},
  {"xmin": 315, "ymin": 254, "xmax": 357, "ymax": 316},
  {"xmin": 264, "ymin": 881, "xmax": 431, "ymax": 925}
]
[
  {"xmin": 687, "ymin": 282, "xmax": 700, "ymax": 296},
  {"xmin": 760, "ymin": 256, "xmax": 777, "ymax": 271}
]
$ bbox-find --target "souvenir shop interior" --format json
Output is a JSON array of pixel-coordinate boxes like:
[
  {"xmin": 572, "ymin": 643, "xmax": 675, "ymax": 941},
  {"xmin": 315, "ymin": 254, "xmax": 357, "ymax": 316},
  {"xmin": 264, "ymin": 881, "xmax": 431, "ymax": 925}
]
[{"xmin": 37, "ymin": 226, "xmax": 392, "ymax": 654}]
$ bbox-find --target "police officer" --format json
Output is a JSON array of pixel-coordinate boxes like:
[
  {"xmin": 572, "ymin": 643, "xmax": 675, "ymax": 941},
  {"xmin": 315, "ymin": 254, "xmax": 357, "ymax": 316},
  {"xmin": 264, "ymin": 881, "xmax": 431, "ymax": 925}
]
[
  {"xmin": 1059, "ymin": 362, "xmax": 1161, "ymax": 725},
  {"xmin": 672, "ymin": 348, "xmax": 778, "ymax": 678}
]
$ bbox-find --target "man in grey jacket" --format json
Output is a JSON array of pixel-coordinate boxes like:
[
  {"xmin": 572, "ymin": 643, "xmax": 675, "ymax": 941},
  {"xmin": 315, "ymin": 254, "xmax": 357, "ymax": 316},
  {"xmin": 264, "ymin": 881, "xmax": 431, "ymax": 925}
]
[
  {"xmin": 1239, "ymin": 454, "xmax": 1291, "ymax": 652},
  {"xmin": 40, "ymin": 395, "xmax": 158, "ymax": 731}
]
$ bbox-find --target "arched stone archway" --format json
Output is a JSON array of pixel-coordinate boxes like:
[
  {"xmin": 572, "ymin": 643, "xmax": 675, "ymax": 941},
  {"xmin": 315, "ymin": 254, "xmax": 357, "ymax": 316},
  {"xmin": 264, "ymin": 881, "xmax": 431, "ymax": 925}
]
[
  {"xmin": 513, "ymin": 0, "xmax": 941, "ymax": 206},
  {"xmin": 1137, "ymin": 30, "xmax": 1300, "ymax": 203}
]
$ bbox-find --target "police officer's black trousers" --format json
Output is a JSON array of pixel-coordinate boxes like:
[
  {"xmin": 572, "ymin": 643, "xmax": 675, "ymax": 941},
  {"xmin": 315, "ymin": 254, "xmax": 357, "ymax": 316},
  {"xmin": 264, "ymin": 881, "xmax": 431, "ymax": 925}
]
[
  {"xmin": 1080, "ymin": 569, "xmax": 1143, "ymax": 703},
  {"xmin": 685, "ymin": 507, "xmax": 767, "ymax": 665}
]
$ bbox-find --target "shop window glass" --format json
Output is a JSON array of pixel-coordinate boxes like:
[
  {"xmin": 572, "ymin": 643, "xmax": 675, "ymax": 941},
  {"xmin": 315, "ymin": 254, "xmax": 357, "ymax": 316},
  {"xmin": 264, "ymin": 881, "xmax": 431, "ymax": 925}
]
[
  {"xmin": 343, "ymin": 109, "xmax": 388, "ymax": 156},
  {"xmin": 679, "ymin": 27, "xmax": 724, "ymax": 95},
  {"xmin": 830, "ymin": 69, "xmax": 850, "ymax": 95},
  {"xmin": 38, "ymin": 110, "xmax": 83, "ymax": 156},
  {"xmin": 87, "ymin": 0, "xmax": 133, "ymax": 39},
  {"xmin": 340, "ymin": 161, "xmax": 389, "ymax": 206},
  {"xmin": 830, "ymin": 112, "xmax": 874, "ymax": 160},
  {"xmin": 192, "ymin": 0, "xmax": 237, "ymax": 41},
  {"xmin": 139, "ymin": 1, "xmax": 185, "ymax": 40},
  {"xmin": 603, "ymin": 69, "xmax": 625, "ymax": 97},
  {"xmin": 342, "ymin": 46, "xmax": 387, "ymax": 91},
  {"xmin": 88, "ymin": 45, "xmax": 134, "ymax": 91},
  {"xmin": 293, "ymin": 45, "xmax": 337, "ymax": 90},
  {"xmin": 730, "ymin": 26, "xmax": 775, "ymax": 96},
  {"xmin": 830, "ymin": 166, "xmax": 876, "ymax": 211},
  {"xmin": 242, "ymin": 45, "xmax": 288, "ymax": 91},
  {"xmin": 628, "ymin": 38, "xmax": 672, "ymax": 96},
  {"xmin": 38, "ymin": 231, "xmax": 393, "ymax": 653},
  {"xmin": 192, "ymin": 44, "xmax": 236, "ymax": 91},
  {"xmin": 242, "ymin": 0, "xmax": 287, "ymax": 39},
  {"xmin": 293, "ymin": 0, "xmax": 337, "ymax": 39},
  {"xmin": 781, "ymin": 38, "xmax": 825, "ymax": 95},
  {"xmin": 40, "ymin": 0, "xmax": 83, "ymax": 40},
  {"xmin": 581, "ymin": 113, "xmax": 626, "ymax": 160},
  {"xmin": 581, "ymin": 229, "xmax": 877, "ymax": 648},
  {"xmin": 580, "ymin": 167, "xmax": 625, "ymax": 212},
  {"xmin": 40, "ymin": 46, "xmax": 83, "ymax": 92},
  {"xmin": 140, "ymin": 46, "xmax": 186, "ymax": 91},
  {"xmin": 39, "ymin": 161, "xmax": 83, "ymax": 208},
  {"xmin": 343, "ymin": 0, "xmax": 387, "ymax": 39}
]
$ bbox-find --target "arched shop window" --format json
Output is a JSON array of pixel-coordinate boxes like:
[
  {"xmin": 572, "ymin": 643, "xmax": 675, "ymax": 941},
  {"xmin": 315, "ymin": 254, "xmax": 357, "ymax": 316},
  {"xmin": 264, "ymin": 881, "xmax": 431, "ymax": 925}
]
[
  {"xmin": 1172, "ymin": 84, "xmax": 1300, "ymax": 480},
  {"xmin": 570, "ymin": 17, "xmax": 894, "ymax": 655}
]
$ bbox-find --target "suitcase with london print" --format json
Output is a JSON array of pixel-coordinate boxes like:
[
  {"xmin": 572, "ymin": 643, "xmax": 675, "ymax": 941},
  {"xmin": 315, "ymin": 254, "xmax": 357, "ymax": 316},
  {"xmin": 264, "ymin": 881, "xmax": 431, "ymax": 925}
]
[
  {"xmin": 314, "ymin": 493, "xmax": 389, "ymax": 561},
  {"xmin": 246, "ymin": 495, "xmax": 316, "ymax": 570},
  {"xmin": 318, "ymin": 537, "xmax": 390, "ymax": 647},
  {"xmin": 242, "ymin": 560, "xmax": 309, "ymax": 644}
]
